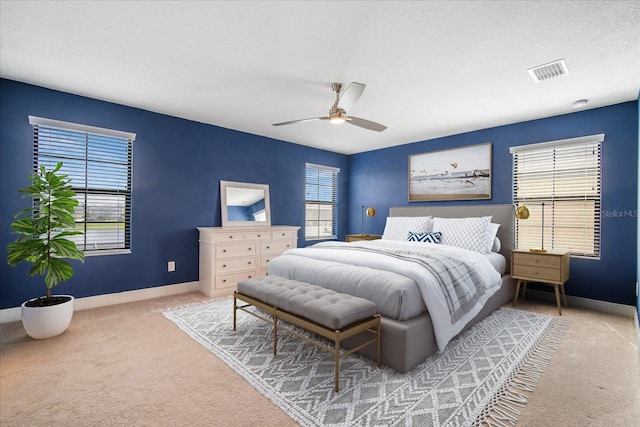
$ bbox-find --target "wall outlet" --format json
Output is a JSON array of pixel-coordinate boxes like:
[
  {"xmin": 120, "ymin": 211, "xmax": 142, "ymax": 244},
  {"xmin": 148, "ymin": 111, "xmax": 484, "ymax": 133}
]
[{"xmin": 168, "ymin": 261, "xmax": 176, "ymax": 272}]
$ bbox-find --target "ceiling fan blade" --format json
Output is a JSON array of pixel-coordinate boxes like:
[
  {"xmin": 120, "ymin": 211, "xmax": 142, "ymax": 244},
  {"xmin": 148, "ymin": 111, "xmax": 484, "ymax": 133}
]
[
  {"xmin": 272, "ymin": 117, "xmax": 328, "ymax": 126},
  {"xmin": 346, "ymin": 116, "xmax": 387, "ymax": 132},
  {"xmin": 337, "ymin": 82, "xmax": 365, "ymax": 112}
]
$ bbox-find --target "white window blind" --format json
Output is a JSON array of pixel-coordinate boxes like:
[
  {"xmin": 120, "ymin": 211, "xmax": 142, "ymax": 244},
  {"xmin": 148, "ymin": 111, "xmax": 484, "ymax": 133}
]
[
  {"xmin": 305, "ymin": 163, "xmax": 339, "ymax": 240},
  {"xmin": 510, "ymin": 134, "xmax": 603, "ymax": 258},
  {"xmin": 29, "ymin": 116, "xmax": 135, "ymax": 255}
]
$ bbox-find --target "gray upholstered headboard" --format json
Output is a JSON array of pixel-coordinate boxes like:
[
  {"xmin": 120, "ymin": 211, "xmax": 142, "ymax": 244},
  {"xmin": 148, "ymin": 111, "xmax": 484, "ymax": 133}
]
[{"xmin": 389, "ymin": 204, "xmax": 515, "ymax": 273}]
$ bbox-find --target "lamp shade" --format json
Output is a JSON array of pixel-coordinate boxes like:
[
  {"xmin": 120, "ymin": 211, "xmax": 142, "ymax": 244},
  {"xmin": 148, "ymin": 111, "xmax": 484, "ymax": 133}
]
[{"xmin": 515, "ymin": 205, "xmax": 530, "ymax": 220}]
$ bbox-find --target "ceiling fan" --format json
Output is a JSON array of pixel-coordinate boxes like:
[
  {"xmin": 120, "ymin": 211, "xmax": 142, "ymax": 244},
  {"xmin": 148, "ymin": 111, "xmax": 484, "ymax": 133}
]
[{"xmin": 272, "ymin": 82, "xmax": 387, "ymax": 132}]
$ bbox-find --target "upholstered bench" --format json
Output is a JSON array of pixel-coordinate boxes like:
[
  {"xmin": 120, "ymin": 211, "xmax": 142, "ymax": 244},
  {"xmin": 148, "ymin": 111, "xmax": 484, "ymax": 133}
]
[{"xmin": 233, "ymin": 276, "xmax": 381, "ymax": 392}]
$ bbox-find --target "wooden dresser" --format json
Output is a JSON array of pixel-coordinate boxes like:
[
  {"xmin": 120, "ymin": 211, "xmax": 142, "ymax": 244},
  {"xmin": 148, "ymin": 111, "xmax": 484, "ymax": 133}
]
[{"xmin": 197, "ymin": 226, "xmax": 300, "ymax": 297}]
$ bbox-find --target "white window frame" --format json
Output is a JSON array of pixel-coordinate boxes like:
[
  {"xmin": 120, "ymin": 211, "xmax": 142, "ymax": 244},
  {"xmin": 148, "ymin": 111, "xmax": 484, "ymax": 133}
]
[
  {"xmin": 305, "ymin": 163, "xmax": 339, "ymax": 241},
  {"xmin": 510, "ymin": 134, "xmax": 604, "ymax": 258},
  {"xmin": 29, "ymin": 116, "xmax": 135, "ymax": 256}
]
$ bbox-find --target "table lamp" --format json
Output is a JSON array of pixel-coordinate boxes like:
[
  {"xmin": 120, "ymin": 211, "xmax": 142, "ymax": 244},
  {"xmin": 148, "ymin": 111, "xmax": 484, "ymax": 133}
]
[
  {"xmin": 515, "ymin": 203, "xmax": 547, "ymax": 253},
  {"xmin": 360, "ymin": 205, "xmax": 376, "ymax": 236}
]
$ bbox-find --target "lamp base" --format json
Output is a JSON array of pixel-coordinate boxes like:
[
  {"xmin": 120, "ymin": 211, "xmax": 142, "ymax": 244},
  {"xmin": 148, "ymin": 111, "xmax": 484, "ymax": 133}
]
[{"xmin": 529, "ymin": 248, "xmax": 547, "ymax": 253}]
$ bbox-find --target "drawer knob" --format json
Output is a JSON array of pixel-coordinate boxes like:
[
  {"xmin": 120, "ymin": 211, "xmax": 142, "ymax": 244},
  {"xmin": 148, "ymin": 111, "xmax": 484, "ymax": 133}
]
[
  {"xmin": 266, "ymin": 246, "xmax": 270, "ymax": 249},
  {"xmin": 229, "ymin": 236, "xmax": 233, "ymax": 239},
  {"xmin": 222, "ymin": 264, "xmax": 226, "ymax": 268},
  {"xmin": 222, "ymin": 279, "xmax": 227, "ymax": 283},
  {"xmin": 248, "ymin": 261, "xmax": 252, "ymax": 265},
  {"xmin": 286, "ymin": 244, "xmax": 290, "ymax": 248},
  {"xmin": 257, "ymin": 234, "xmax": 261, "ymax": 237},
  {"xmin": 222, "ymin": 249, "xmax": 227, "ymax": 253},
  {"xmin": 248, "ymin": 247, "xmax": 252, "ymax": 251}
]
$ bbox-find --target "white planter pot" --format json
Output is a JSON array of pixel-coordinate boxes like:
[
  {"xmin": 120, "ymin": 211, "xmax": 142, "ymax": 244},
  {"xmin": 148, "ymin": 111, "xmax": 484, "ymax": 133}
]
[{"xmin": 21, "ymin": 295, "xmax": 74, "ymax": 339}]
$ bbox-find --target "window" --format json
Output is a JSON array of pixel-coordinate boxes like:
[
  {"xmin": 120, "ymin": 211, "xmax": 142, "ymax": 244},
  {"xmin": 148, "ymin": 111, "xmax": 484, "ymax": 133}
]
[
  {"xmin": 510, "ymin": 134, "xmax": 603, "ymax": 258},
  {"xmin": 29, "ymin": 116, "xmax": 135, "ymax": 255},
  {"xmin": 305, "ymin": 163, "xmax": 339, "ymax": 240}
]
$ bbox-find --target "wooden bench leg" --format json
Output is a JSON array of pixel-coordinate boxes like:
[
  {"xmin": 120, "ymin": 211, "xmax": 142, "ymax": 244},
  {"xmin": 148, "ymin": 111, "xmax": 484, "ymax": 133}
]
[
  {"xmin": 233, "ymin": 292, "xmax": 237, "ymax": 331},
  {"xmin": 376, "ymin": 316, "xmax": 381, "ymax": 368},
  {"xmin": 335, "ymin": 330, "xmax": 340, "ymax": 392},
  {"xmin": 273, "ymin": 307, "xmax": 278, "ymax": 355}
]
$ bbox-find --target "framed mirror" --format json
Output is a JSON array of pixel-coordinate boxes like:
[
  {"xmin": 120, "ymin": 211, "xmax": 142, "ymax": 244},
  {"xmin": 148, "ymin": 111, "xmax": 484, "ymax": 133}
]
[{"xmin": 220, "ymin": 180, "xmax": 271, "ymax": 227}]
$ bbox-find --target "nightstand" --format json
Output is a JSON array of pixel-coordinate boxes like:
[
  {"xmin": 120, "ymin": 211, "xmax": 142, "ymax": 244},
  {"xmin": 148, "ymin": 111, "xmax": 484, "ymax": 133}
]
[
  {"xmin": 346, "ymin": 234, "xmax": 381, "ymax": 242},
  {"xmin": 511, "ymin": 249, "xmax": 570, "ymax": 315}
]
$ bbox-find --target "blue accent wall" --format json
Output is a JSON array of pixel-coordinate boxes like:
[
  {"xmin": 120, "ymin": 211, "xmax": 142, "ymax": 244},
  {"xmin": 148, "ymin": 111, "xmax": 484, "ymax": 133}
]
[
  {"xmin": 350, "ymin": 102, "xmax": 639, "ymax": 307},
  {"xmin": 2, "ymin": 78, "xmax": 638, "ymax": 311},
  {"xmin": 0, "ymin": 79, "xmax": 349, "ymax": 309}
]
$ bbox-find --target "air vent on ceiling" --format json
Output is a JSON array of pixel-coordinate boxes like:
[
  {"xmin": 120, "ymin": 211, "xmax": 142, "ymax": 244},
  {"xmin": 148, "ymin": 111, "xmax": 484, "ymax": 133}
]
[{"xmin": 527, "ymin": 59, "xmax": 569, "ymax": 83}]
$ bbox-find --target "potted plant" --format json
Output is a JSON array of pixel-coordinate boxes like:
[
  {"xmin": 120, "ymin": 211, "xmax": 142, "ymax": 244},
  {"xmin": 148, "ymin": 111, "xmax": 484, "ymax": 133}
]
[{"xmin": 7, "ymin": 161, "xmax": 85, "ymax": 339}]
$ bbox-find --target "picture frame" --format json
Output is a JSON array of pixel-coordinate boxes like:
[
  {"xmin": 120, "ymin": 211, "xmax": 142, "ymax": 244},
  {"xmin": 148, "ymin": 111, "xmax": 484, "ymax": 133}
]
[{"xmin": 408, "ymin": 142, "xmax": 492, "ymax": 201}]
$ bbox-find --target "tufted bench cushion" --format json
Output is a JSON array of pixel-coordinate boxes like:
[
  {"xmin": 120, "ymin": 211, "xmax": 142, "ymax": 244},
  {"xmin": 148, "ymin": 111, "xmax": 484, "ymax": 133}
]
[{"xmin": 237, "ymin": 276, "xmax": 377, "ymax": 330}]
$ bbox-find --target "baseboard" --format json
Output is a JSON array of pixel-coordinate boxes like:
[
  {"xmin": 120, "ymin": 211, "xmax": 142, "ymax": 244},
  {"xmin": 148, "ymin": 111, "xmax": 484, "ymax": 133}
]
[
  {"xmin": 525, "ymin": 289, "xmax": 637, "ymax": 318},
  {"xmin": 635, "ymin": 310, "xmax": 640, "ymax": 365},
  {"xmin": 0, "ymin": 281, "xmax": 200, "ymax": 324}
]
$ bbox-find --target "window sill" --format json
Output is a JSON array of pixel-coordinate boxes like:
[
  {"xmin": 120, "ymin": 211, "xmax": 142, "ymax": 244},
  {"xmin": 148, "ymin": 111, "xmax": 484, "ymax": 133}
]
[{"xmin": 84, "ymin": 249, "xmax": 131, "ymax": 257}]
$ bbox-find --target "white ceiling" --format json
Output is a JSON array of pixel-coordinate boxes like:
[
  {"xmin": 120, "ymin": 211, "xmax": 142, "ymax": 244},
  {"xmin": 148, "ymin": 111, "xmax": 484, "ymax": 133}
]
[{"xmin": 1, "ymin": 1, "xmax": 638, "ymax": 155}]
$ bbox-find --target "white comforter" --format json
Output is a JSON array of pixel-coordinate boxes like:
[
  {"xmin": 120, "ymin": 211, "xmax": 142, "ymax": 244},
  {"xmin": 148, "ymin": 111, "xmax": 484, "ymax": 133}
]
[{"xmin": 274, "ymin": 240, "xmax": 502, "ymax": 351}]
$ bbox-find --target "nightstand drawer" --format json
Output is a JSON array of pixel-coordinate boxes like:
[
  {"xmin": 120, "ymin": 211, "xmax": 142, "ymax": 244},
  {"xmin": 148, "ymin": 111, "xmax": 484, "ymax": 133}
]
[
  {"xmin": 512, "ymin": 264, "xmax": 562, "ymax": 283},
  {"xmin": 512, "ymin": 252, "xmax": 561, "ymax": 268}
]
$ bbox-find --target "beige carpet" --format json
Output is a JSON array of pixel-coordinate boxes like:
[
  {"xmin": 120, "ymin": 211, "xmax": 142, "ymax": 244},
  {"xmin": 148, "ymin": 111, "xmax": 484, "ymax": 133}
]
[{"xmin": 1, "ymin": 292, "xmax": 638, "ymax": 426}]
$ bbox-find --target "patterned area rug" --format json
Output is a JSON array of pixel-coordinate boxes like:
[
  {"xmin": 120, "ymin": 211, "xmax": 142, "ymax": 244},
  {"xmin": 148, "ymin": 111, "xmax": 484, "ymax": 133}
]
[{"xmin": 162, "ymin": 299, "xmax": 568, "ymax": 426}]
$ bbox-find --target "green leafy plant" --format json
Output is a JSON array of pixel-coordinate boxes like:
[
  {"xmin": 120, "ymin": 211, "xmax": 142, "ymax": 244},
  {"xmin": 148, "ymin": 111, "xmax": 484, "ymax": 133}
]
[{"xmin": 7, "ymin": 162, "xmax": 85, "ymax": 302}]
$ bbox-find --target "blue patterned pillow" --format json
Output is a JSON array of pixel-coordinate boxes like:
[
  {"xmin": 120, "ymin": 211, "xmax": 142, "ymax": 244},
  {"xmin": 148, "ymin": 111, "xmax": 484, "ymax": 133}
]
[{"xmin": 407, "ymin": 231, "xmax": 442, "ymax": 243}]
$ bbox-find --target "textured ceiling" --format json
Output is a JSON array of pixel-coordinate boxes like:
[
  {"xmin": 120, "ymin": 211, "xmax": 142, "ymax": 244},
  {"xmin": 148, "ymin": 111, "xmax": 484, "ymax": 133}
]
[{"xmin": 1, "ymin": 1, "xmax": 638, "ymax": 154}]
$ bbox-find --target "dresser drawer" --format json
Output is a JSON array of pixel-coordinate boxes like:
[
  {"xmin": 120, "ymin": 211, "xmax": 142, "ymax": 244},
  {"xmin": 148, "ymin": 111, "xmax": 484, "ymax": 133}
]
[
  {"xmin": 216, "ymin": 243, "xmax": 256, "ymax": 258},
  {"xmin": 260, "ymin": 254, "xmax": 282, "ymax": 269},
  {"xmin": 512, "ymin": 252, "xmax": 561, "ymax": 269},
  {"xmin": 272, "ymin": 230, "xmax": 297, "ymax": 239},
  {"xmin": 216, "ymin": 271, "xmax": 257, "ymax": 289},
  {"xmin": 245, "ymin": 231, "xmax": 271, "ymax": 240},
  {"xmin": 216, "ymin": 232, "xmax": 246, "ymax": 242},
  {"xmin": 216, "ymin": 256, "xmax": 257, "ymax": 273},
  {"xmin": 261, "ymin": 240, "xmax": 295, "ymax": 254}
]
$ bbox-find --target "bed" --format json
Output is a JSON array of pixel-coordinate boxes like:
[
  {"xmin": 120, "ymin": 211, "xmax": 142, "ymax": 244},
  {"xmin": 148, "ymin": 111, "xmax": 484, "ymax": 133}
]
[{"xmin": 268, "ymin": 204, "xmax": 516, "ymax": 372}]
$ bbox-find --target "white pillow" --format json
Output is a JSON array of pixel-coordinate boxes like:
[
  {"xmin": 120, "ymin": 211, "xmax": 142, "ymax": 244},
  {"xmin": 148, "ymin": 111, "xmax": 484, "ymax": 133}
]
[
  {"xmin": 382, "ymin": 216, "xmax": 431, "ymax": 240},
  {"xmin": 432, "ymin": 216, "xmax": 492, "ymax": 253},
  {"xmin": 486, "ymin": 223, "xmax": 501, "ymax": 253},
  {"xmin": 492, "ymin": 236, "xmax": 502, "ymax": 253}
]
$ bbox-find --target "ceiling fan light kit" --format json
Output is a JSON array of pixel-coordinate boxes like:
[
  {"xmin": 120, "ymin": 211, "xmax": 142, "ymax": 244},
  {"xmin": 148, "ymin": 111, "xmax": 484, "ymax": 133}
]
[{"xmin": 273, "ymin": 81, "xmax": 387, "ymax": 132}]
